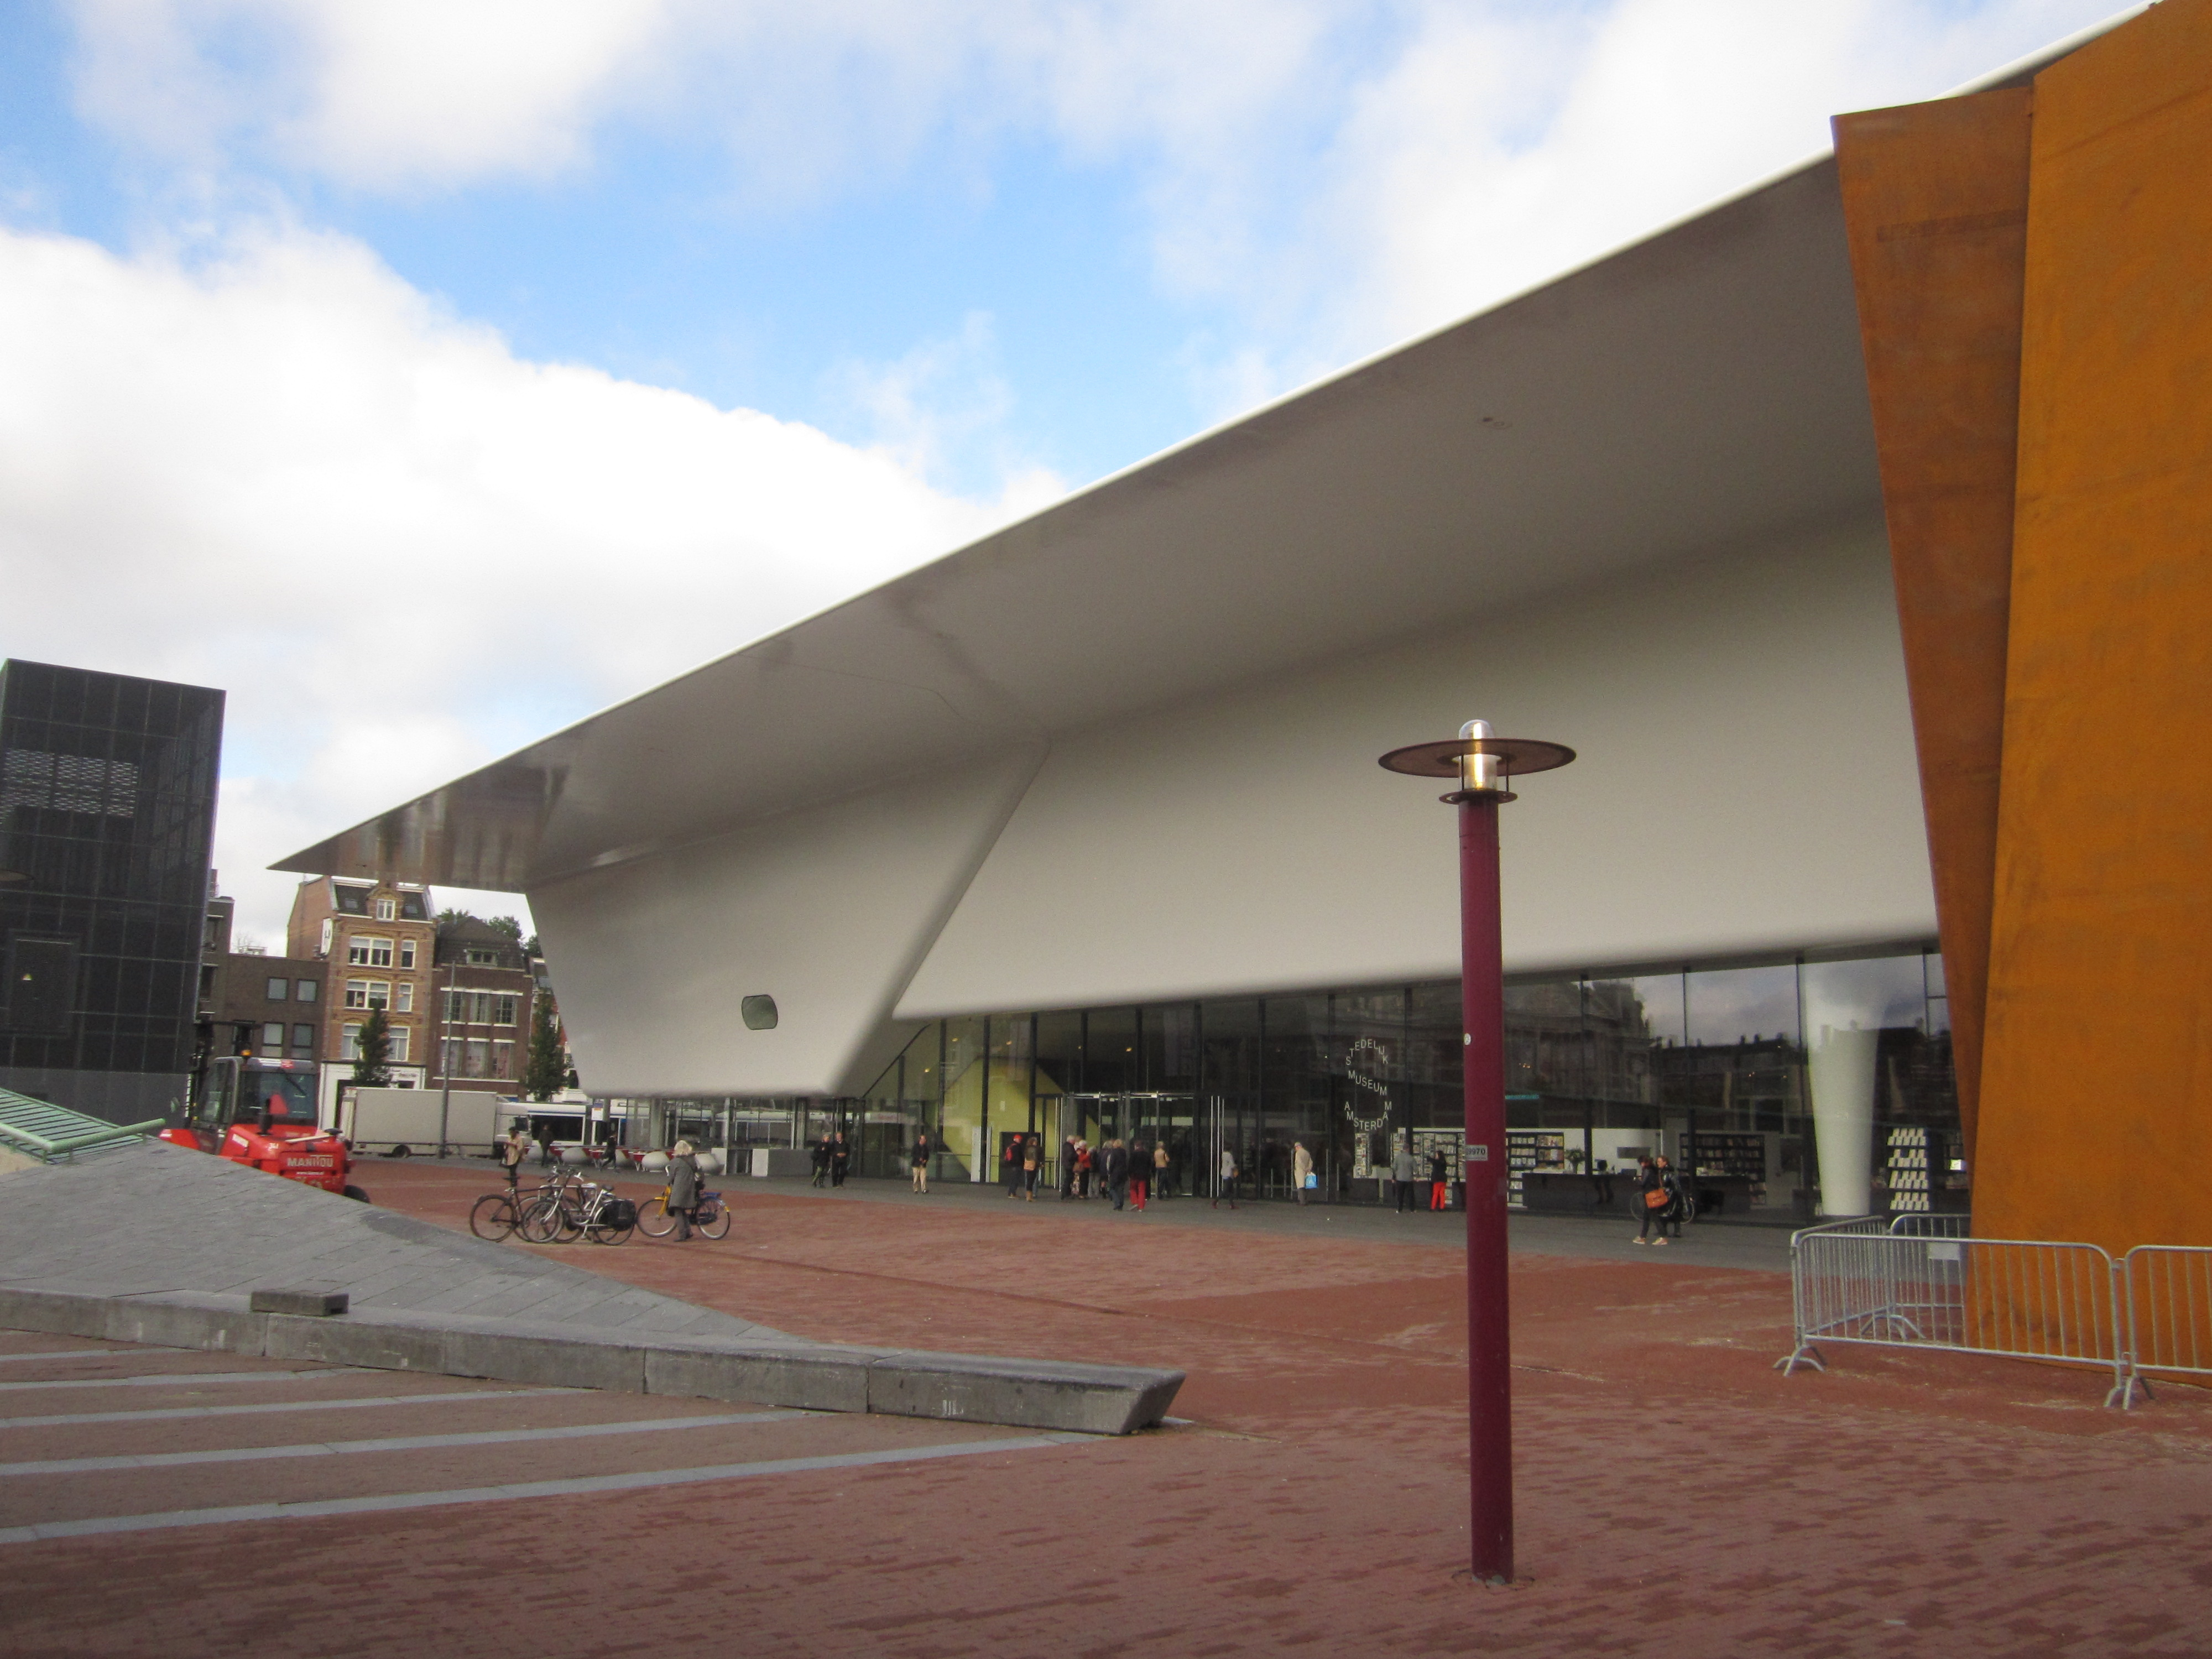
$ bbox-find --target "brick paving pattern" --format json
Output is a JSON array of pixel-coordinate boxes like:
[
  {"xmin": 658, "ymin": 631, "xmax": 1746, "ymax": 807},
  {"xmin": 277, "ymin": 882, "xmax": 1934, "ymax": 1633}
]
[{"xmin": 5, "ymin": 1162, "xmax": 2208, "ymax": 1656}]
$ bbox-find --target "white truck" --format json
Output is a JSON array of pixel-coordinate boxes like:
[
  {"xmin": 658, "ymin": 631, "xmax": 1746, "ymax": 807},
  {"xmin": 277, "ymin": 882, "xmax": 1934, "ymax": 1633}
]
[{"xmin": 337, "ymin": 1086, "xmax": 516, "ymax": 1158}]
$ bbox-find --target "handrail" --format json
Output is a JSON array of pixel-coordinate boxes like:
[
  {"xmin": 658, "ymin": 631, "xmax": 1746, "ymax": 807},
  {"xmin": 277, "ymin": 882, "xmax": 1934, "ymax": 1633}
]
[{"xmin": 0, "ymin": 1117, "xmax": 167, "ymax": 1159}]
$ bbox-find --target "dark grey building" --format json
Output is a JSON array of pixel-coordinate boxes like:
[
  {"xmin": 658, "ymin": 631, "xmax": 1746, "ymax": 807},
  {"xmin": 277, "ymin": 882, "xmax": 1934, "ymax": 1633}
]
[{"xmin": 0, "ymin": 660, "xmax": 224, "ymax": 1121}]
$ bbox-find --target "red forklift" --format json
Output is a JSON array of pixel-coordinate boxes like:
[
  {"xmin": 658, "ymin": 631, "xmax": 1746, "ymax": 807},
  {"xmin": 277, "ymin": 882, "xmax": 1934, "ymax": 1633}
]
[{"xmin": 159, "ymin": 1052, "xmax": 369, "ymax": 1201}]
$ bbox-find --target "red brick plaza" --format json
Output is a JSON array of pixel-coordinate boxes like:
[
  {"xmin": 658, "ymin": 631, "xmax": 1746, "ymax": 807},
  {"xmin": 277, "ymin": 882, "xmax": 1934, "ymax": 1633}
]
[{"xmin": 10, "ymin": 1167, "xmax": 2209, "ymax": 1657}]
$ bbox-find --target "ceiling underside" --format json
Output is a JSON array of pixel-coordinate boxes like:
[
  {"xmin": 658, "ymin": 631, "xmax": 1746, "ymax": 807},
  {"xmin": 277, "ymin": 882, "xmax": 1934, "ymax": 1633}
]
[{"xmin": 276, "ymin": 154, "xmax": 1881, "ymax": 892}]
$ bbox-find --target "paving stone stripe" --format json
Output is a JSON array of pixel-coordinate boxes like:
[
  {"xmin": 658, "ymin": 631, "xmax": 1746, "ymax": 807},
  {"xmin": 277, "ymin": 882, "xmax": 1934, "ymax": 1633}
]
[
  {"xmin": 0, "ymin": 1433, "xmax": 1087, "ymax": 1545},
  {"xmin": 0, "ymin": 1409, "xmax": 807, "ymax": 1477},
  {"xmin": 0, "ymin": 1387, "xmax": 582, "ymax": 1431},
  {"xmin": 0, "ymin": 1349, "xmax": 182, "ymax": 1365},
  {"xmin": 0, "ymin": 1368, "xmax": 359, "ymax": 1394}
]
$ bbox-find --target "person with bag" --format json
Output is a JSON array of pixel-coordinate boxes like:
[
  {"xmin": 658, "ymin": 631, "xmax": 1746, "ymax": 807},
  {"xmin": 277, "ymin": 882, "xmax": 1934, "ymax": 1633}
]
[
  {"xmin": 1390, "ymin": 1140, "xmax": 1419, "ymax": 1213},
  {"xmin": 1292, "ymin": 1140, "xmax": 1314, "ymax": 1206},
  {"xmin": 666, "ymin": 1139, "xmax": 700, "ymax": 1242},
  {"xmin": 1656, "ymin": 1154, "xmax": 1689, "ymax": 1239},
  {"xmin": 1634, "ymin": 1154, "xmax": 1669, "ymax": 1245}
]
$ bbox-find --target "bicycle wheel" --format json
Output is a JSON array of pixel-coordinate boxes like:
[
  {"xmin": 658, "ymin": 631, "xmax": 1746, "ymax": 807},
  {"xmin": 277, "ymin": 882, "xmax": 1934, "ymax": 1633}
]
[
  {"xmin": 585, "ymin": 1211, "xmax": 634, "ymax": 1245},
  {"xmin": 635, "ymin": 1191, "xmax": 678, "ymax": 1237},
  {"xmin": 552, "ymin": 1194, "xmax": 588, "ymax": 1243},
  {"xmin": 469, "ymin": 1192, "xmax": 518, "ymax": 1241},
  {"xmin": 695, "ymin": 1198, "xmax": 731, "ymax": 1240},
  {"xmin": 515, "ymin": 1192, "xmax": 566, "ymax": 1244}
]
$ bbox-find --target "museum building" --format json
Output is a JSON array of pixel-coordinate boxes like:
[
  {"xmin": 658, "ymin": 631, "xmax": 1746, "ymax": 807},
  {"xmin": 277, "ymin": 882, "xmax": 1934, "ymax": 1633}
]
[{"xmin": 284, "ymin": 3, "xmax": 2212, "ymax": 1248}]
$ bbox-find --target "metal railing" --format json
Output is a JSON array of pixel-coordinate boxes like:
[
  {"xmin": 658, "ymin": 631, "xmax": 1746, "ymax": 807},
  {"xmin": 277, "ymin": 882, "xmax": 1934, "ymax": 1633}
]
[
  {"xmin": 0, "ymin": 1087, "xmax": 166, "ymax": 1164},
  {"xmin": 1777, "ymin": 1217, "xmax": 2130, "ymax": 1407},
  {"xmin": 2117, "ymin": 1246, "xmax": 2212, "ymax": 1406}
]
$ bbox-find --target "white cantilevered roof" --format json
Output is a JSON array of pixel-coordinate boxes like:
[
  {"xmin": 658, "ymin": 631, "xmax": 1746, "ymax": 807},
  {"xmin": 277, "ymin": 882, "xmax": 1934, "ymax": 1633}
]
[{"xmin": 278, "ymin": 152, "xmax": 1888, "ymax": 893}]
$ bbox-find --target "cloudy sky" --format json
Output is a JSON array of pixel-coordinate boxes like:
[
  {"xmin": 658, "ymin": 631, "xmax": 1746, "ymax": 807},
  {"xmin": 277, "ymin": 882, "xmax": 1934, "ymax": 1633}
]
[{"xmin": 0, "ymin": 0, "xmax": 2125, "ymax": 945}]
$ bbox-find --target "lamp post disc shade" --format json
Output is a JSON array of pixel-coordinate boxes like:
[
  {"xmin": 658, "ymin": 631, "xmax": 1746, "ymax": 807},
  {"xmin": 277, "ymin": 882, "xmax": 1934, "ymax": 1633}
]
[{"xmin": 1376, "ymin": 738, "xmax": 1576, "ymax": 778}]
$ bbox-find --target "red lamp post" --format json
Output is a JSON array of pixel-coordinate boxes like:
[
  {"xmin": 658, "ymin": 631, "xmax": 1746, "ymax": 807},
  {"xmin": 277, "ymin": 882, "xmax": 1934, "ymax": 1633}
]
[{"xmin": 1379, "ymin": 721, "xmax": 1574, "ymax": 1585}]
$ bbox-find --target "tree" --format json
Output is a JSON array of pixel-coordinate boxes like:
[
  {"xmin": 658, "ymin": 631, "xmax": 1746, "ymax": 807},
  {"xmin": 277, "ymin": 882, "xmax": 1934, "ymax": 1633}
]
[
  {"xmin": 352, "ymin": 1006, "xmax": 394, "ymax": 1089},
  {"xmin": 523, "ymin": 994, "xmax": 566, "ymax": 1102},
  {"xmin": 488, "ymin": 915, "xmax": 522, "ymax": 941},
  {"xmin": 435, "ymin": 907, "xmax": 479, "ymax": 927}
]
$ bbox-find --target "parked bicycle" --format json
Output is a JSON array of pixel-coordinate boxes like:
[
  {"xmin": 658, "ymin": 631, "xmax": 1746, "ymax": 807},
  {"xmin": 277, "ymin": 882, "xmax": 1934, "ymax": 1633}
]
[
  {"xmin": 469, "ymin": 1180, "xmax": 561, "ymax": 1242},
  {"xmin": 636, "ymin": 1183, "xmax": 731, "ymax": 1240}
]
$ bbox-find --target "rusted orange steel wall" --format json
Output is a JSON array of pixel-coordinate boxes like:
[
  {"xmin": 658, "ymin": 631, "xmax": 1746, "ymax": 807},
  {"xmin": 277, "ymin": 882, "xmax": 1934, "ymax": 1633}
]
[
  {"xmin": 1833, "ymin": 89, "xmax": 2033, "ymax": 1172},
  {"xmin": 1976, "ymin": 0, "xmax": 2212, "ymax": 1251}
]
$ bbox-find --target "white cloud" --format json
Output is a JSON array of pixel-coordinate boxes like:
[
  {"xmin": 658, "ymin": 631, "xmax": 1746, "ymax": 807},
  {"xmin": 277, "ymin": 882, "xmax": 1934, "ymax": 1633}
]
[
  {"xmin": 62, "ymin": 0, "xmax": 2133, "ymax": 404},
  {"xmin": 0, "ymin": 220, "xmax": 1059, "ymax": 943}
]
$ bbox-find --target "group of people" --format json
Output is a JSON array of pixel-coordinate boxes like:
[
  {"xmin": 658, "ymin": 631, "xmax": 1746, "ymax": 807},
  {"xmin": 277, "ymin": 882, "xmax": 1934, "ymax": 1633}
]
[
  {"xmin": 1385, "ymin": 1142, "xmax": 1456, "ymax": 1213},
  {"xmin": 810, "ymin": 1133, "xmax": 852, "ymax": 1189},
  {"xmin": 1046, "ymin": 1135, "xmax": 1174, "ymax": 1210}
]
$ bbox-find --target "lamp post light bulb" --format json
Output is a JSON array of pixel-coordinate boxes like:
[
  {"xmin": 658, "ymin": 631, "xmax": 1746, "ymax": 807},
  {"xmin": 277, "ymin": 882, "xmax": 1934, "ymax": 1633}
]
[{"xmin": 1459, "ymin": 718, "xmax": 1500, "ymax": 794}]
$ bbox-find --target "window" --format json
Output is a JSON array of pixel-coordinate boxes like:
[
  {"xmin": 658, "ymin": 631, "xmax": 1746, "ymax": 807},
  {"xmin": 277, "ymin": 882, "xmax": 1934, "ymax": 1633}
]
[
  {"xmin": 261, "ymin": 1022, "xmax": 285, "ymax": 1051},
  {"xmin": 296, "ymin": 979, "xmax": 319, "ymax": 1003},
  {"xmin": 265, "ymin": 977, "xmax": 289, "ymax": 1000},
  {"xmin": 290, "ymin": 1022, "xmax": 315, "ymax": 1052},
  {"xmin": 399, "ymin": 939, "xmax": 416, "ymax": 970},
  {"xmin": 493, "ymin": 1040, "xmax": 514, "ymax": 1077},
  {"xmin": 443, "ymin": 990, "xmax": 521, "ymax": 1025},
  {"xmin": 397, "ymin": 982, "xmax": 414, "ymax": 1013},
  {"xmin": 340, "ymin": 1022, "xmax": 361, "ymax": 1061},
  {"xmin": 334, "ymin": 885, "xmax": 368, "ymax": 915},
  {"xmin": 374, "ymin": 896, "xmax": 396, "ymax": 921},
  {"xmin": 465, "ymin": 947, "xmax": 502, "ymax": 967},
  {"xmin": 344, "ymin": 979, "xmax": 391, "ymax": 1010},
  {"xmin": 389, "ymin": 1026, "xmax": 410, "ymax": 1063},
  {"xmin": 346, "ymin": 936, "xmax": 394, "ymax": 968}
]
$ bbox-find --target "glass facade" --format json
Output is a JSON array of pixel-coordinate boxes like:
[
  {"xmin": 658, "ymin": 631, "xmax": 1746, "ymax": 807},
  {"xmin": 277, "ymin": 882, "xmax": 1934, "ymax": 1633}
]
[
  {"xmin": 649, "ymin": 943, "xmax": 1960, "ymax": 1221},
  {"xmin": 0, "ymin": 660, "xmax": 224, "ymax": 1122}
]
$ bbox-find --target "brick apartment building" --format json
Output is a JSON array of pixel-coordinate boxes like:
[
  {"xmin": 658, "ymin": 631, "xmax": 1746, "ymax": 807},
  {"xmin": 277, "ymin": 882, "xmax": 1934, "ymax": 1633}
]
[
  {"xmin": 286, "ymin": 876, "xmax": 435, "ymax": 1115},
  {"xmin": 428, "ymin": 915, "xmax": 538, "ymax": 1096}
]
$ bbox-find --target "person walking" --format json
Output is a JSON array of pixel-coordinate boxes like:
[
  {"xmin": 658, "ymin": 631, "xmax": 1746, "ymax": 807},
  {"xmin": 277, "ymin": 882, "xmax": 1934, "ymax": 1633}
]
[
  {"xmin": 1291, "ymin": 1140, "xmax": 1314, "ymax": 1206},
  {"xmin": 1429, "ymin": 1146, "xmax": 1451, "ymax": 1211},
  {"xmin": 810, "ymin": 1136, "xmax": 831, "ymax": 1189},
  {"xmin": 910, "ymin": 1131, "xmax": 931, "ymax": 1194},
  {"xmin": 666, "ymin": 1139, "xmax": 700, "ymax": 1242},
  {"xmin": 1152, "ymin": 1138, "xmax": 1171, "ymax": 1199},
  {"xmin": 1003, "ymin": 1135, "xmax": 1024, "ymax": 1197},
  {"xmin": 1022, "ymin": 1135, "xmax": 1041, "ymax": 1201},
  {"xmin": 1213, "ymin": 1144, "xmax": 1239, "ymax": 1210},
  {"xmin": 1634, "ymin": 1154, "xmax": 1668, "ymax": 1244},
  {"xmin": 1128, "ymin": 1138, "xmax": 1150, "ymax": 1211},
  {"xmin": 1060, "ymin": 1137, "xmax": 1077, "ymax": 1199},
  {"xmin": 500, "ymin": 1124, "xmax": 529, "ymax": 1191},
  {"xmin": 830, "ymin": 1132, "xmax": 850, "ymax": 1188},
  {"xmin": 1104, "ymin": 1138, "xmax": 1130, "ymax": 1211},
  {"xmin": 1390, "ymin": 1139, "xmax": 1419, "ymax": 1213}
]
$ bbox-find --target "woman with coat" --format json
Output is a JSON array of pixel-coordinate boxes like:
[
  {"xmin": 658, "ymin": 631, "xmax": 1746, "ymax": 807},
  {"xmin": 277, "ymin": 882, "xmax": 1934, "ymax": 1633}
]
[
  {"xmin": 666, "ymin": 1140, "xmax": 701, "ymax": 1242},
  {"xmin": 1291, "ymin": 1140, "xmax": 1314, "ymax": 1206}
]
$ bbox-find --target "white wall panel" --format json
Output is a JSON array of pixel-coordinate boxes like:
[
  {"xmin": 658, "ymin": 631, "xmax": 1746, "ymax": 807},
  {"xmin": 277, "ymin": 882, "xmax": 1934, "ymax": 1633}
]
[
  {"xmin": 531, "ymin": 750, "xmax": 1039, "ymax": 1096},
  {"xmin": 897, "ymin": 520, "xmax": 1934, "ymax": 1019}
]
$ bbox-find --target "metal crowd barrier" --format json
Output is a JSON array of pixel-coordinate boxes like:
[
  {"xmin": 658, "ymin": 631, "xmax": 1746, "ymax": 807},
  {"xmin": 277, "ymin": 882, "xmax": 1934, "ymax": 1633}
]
[
  {"xmin": 1777, "ymin": 1217, "xmax": 2131, "ymax": 1407},
  {"xmin": 2117, "ymin": 1246, "xmax": 2212, "ymax": 1407}
]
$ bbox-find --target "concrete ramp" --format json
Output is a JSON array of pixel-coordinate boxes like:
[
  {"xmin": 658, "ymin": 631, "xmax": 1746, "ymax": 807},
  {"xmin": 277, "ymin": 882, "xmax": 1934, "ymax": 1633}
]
[{"xmin": 0, "ymin": 1144, "xmax": 1180, "ymax": 1436}]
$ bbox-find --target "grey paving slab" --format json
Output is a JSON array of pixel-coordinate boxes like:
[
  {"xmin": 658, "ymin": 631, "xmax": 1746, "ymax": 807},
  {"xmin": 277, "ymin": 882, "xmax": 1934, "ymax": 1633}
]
[{"xmin": 0, "ymin": 1142, "xmax": 781, "ymax": 1342}]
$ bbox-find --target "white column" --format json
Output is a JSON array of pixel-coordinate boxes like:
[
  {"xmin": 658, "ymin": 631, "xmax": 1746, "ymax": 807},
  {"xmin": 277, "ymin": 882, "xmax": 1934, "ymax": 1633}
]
[{"xmin": 1801, "ymin": 963, "xmax": 1887, "ymax": 1217}]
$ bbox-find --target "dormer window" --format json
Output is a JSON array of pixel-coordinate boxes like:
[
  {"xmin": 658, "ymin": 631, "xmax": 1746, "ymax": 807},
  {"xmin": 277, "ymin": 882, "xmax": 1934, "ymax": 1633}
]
[{"xmin": 374, "ymin": 896, "xmax": 397, "ymax": 921}]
